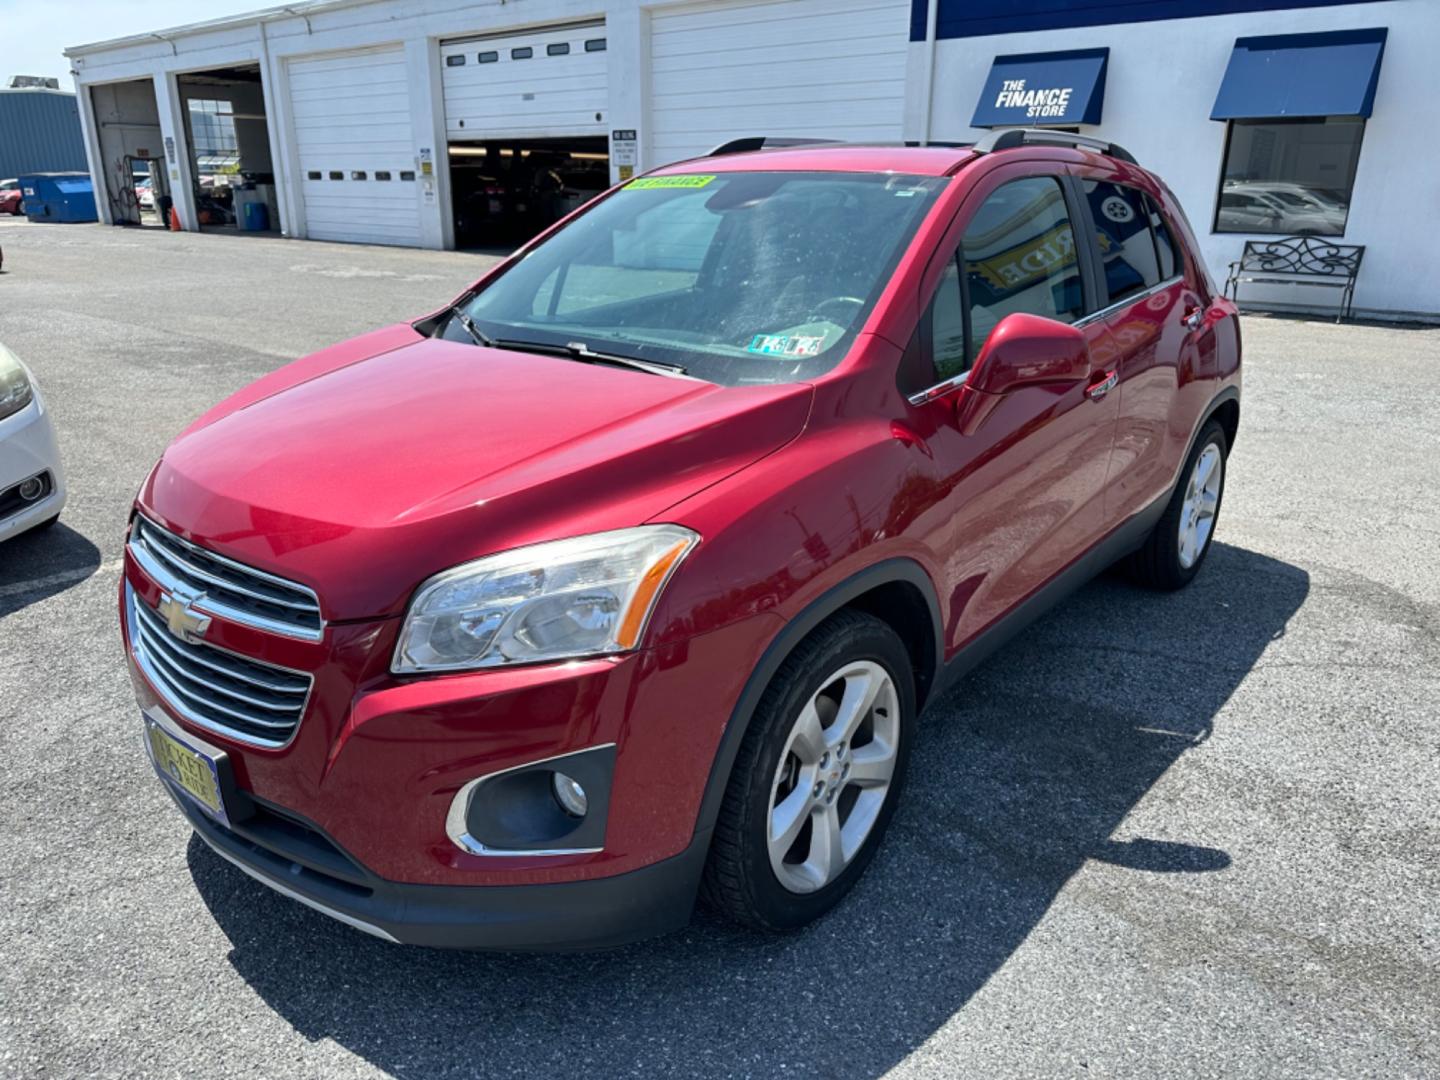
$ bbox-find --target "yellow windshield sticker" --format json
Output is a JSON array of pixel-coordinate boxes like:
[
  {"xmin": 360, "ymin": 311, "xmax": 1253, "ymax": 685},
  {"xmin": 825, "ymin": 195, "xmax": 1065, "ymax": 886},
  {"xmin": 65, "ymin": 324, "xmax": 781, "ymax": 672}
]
[{"xmin": 627, "ymin": 175, "xmax": 717, "ymax": 190}]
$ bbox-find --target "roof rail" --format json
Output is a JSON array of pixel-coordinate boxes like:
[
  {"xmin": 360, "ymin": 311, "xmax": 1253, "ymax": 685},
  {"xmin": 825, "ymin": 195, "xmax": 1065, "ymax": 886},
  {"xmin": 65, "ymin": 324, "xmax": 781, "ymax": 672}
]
[
  {"xmin": 707, "ymin": 136, "xmax": 842, "ymax": 156},
  {"xmin": 972, "ymin": 128, "xmax": 1137, "ymax": 166}
]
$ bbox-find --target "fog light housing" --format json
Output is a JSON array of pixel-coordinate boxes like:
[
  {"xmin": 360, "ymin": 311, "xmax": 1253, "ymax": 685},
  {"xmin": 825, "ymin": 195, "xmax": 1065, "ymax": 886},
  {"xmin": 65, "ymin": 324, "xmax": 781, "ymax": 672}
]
[
  {"xmin": 448, "ymin": 744, "xmax": 616, "ymax": 856},
  {"xmin": 552, "ymin": 772, "xmax": 588, "ymax": 818},
  {"xmin": 18, "ymin": 476, "xmax": 44, "ymax": 502}
]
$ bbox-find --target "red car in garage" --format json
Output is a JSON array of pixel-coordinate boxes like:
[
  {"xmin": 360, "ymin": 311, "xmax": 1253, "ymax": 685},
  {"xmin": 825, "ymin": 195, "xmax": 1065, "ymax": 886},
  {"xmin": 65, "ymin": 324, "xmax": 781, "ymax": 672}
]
[{"xmin": 121, "ymin": 130, "xmax": 1240, "ymax": 949}]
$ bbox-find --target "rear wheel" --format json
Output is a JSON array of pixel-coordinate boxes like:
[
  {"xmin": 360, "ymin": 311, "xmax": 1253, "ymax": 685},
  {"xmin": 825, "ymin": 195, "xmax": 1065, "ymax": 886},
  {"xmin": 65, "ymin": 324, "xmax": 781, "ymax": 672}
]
[
  {"xmin": 702, "ymin": 610, "xmax": 914, "ymax": 931},
  {"xmin": 1126, "ymin": 419, "xmax": 1228, "ymax": 590}
]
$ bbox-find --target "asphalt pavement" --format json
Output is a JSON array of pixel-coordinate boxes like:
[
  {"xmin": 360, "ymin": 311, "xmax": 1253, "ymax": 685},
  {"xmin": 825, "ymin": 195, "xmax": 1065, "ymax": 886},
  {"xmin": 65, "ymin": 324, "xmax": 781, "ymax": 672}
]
[{"xmin": 0, "ymin": 216, "xmax": 1435, "ymax": 1079}]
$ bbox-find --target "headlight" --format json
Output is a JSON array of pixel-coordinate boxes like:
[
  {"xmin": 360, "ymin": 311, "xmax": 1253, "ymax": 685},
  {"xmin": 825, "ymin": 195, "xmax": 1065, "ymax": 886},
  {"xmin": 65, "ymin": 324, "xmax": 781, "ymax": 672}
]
[
  {"xmin": 0, "ymin": 343, "xmax": 35, "ymax": 423},
  {"xmin": 392, "ymin": 525, "xmax": 699, "ymax": 674}
]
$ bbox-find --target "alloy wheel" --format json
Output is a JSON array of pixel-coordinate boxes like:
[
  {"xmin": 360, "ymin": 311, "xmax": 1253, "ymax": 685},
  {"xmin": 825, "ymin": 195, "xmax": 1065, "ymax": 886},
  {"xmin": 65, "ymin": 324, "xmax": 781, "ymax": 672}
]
[
  {"xmin": 1179, "ymin": 443, "xmax": 1223, "ymax": 569},
  {"xmin": 766, "ymin": 660, "xmax": 900, "ymax": 894}
]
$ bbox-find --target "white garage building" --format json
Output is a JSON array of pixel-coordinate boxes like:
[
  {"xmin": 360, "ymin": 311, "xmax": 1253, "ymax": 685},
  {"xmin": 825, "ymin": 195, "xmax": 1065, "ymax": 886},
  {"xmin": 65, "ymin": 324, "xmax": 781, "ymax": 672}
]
[{"xmin": 65, "ymin": 0, "xmax": 1436, "ymax": 319}]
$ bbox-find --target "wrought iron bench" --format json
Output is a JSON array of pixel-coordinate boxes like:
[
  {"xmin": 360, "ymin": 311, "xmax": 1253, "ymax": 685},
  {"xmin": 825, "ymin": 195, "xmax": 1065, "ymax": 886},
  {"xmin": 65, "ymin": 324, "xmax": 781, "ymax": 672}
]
[{"xmin": 1224, "ymin": 236, "xmax": 1364, "ymax": 322}]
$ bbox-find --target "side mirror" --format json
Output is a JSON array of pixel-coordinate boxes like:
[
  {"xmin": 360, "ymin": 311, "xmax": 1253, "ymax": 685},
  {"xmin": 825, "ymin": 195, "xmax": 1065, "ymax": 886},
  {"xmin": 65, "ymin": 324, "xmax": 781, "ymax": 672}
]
[{"xmin": 967, "ymin": 312, "xmax": 1090, "ymax": 397}]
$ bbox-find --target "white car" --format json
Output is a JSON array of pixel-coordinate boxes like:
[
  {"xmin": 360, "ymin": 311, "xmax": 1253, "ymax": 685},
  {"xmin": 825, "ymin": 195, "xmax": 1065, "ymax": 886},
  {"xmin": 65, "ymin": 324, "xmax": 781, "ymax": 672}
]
[{"xmin": 0, "ymin": 342, "xmax": 66, "ymax": 543}]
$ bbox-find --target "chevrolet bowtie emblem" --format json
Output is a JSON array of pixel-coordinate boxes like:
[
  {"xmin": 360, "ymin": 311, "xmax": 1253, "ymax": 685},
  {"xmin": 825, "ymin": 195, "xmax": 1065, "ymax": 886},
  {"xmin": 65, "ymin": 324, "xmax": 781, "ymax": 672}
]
[{"xmin": 156, "ymin": 592, "xmax": 211, "ymax": 644}]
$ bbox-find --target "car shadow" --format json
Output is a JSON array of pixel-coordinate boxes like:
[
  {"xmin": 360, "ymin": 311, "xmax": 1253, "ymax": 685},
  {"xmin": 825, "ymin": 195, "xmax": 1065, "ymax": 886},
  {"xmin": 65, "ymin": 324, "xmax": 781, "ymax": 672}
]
[
  {"xmin": 0, "ymin": 522, "xmax": 103, "ymax": 619},
  {"xmin": 189, "ymin": 541, "xmax": 1307, "ymax": 1077}
]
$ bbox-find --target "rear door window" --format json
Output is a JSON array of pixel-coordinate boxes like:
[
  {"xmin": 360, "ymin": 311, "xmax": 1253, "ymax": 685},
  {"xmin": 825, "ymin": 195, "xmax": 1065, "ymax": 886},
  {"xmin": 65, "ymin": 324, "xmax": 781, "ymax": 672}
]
[
  {"xmin": 1145, "ymin": 194, "xmax": 1180, "ymax": 281},
  {"xmin": 1083, "ymin": 180, "xmax": 1161, "ymax": 304}
]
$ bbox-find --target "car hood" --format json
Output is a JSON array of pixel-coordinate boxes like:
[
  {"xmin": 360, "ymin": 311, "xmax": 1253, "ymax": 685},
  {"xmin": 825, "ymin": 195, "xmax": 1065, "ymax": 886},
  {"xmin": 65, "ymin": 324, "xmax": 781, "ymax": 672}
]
[{"xmin": 141, "ymin": 327, "xmax": 813, "ymax": 619}]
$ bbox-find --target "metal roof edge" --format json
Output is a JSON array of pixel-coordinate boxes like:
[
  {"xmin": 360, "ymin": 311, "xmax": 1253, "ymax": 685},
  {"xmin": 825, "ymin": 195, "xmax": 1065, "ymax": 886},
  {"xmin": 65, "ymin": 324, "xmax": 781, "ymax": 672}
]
[{"xmin": 63, "ymin": 0, "xmax": 378, "ymax": 57}]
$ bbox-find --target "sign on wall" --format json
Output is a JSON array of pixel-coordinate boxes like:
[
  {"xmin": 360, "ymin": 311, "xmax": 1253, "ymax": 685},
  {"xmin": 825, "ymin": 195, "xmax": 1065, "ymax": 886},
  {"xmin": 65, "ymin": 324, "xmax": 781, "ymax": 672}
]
[{"xmin": 971, "ymin": 47, "xmax": 1109, "ymax": 128}]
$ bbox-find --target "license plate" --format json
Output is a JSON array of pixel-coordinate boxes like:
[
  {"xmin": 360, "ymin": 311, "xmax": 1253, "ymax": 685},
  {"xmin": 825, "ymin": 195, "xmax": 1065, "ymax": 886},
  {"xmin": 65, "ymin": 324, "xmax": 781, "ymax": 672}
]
[{"xmin": 145, "ymin": 717, "xmax": 230, "ymax": 828}]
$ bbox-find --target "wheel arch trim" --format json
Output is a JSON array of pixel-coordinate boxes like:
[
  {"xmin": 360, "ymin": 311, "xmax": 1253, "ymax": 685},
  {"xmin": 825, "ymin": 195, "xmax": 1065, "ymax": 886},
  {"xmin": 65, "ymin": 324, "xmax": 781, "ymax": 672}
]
[{"xmin": 690, "ymin": 557, "xmax": 943, "ymax": 843}]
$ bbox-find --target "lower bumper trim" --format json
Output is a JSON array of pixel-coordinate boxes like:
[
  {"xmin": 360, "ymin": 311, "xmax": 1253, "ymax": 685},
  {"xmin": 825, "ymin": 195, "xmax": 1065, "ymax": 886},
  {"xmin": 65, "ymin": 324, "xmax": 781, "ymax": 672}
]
[
  {"xmin": 166, "ymin": 781, "xmax": 709, "ymax": 951},
  {"xmin": 197, "ymin": 830, "xmax": 400, "ymax": 942}
]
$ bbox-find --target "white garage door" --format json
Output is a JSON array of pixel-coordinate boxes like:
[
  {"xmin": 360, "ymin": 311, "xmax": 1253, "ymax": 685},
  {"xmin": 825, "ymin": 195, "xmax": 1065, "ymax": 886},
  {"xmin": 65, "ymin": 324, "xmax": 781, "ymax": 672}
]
[
  {"xmin": 650, "ymin": 0, "xmax": 910, "ymax": 165},
  {"xmin": 288, "ymin": 46, "xmax": 421, "ymax": 247},
  {"xmin": 442, "ymin": 21, "xmax": 608, "ymax": 139}
]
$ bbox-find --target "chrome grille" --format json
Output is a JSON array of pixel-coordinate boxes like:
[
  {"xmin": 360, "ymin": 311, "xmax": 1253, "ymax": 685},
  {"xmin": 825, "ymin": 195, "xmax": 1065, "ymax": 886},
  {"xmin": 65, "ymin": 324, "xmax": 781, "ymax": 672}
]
[
  {"xmin": 128, "ymin": 515, "xmax": 323, "ymax": 640},
  {"xmin": 127, "ymin": 584, "xmax": 312, "ymax": 747}
]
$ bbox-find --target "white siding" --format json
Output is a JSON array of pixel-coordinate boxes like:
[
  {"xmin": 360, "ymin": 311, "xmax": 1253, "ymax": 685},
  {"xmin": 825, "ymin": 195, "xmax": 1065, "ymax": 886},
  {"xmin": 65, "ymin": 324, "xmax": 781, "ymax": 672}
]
[
  {"xmin": 288, "ymin": 46, "xmax": 421, "ymax": 246},
  {"xmin": 649, "ymin": 0, "xmax": 910, "ymax": 165},
  {"xmin": 442, "ymin": 23, "xmax": 609, "ymax": 139}
]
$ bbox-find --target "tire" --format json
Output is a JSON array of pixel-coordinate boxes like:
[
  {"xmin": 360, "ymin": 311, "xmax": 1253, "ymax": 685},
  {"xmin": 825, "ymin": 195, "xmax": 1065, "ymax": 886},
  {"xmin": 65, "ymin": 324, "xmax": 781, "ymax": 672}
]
[
  {"xmin": 1126, "ymin": 419, "xmax": 1228, "ymax": 590},
  {"xmin": 701, "ymin": 609, "xmax": 915, "ymax": 931}
]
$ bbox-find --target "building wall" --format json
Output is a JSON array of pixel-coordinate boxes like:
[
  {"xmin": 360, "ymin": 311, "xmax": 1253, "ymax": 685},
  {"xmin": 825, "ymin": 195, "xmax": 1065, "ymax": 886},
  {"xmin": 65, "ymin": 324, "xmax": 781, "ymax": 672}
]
[
  {"xmin": 64, "ymin": 0, "xmax": 1433, "ymax": 316},
  {"xmin": 0, "ymin": 89, "xmax": 89, "ymax": 178},
  {"xmin": 905, "ymin": 0, "xmax": 1436, "ymax": 319}
]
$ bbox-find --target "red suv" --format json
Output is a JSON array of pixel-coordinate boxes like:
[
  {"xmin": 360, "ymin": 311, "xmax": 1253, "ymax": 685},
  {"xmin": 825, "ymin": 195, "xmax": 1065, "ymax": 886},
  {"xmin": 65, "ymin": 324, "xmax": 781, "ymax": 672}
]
[{"xmin": 122, "ymin": 131, "xmax": 1239, "ymax": 948}]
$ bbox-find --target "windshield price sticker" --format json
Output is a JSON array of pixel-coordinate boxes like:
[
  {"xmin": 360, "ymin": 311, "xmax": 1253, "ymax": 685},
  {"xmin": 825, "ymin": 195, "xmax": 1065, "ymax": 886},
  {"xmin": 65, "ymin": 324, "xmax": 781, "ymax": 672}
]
[
  {"xmin": 747, "ymin": 334, "xmax": 825, "ymax": 358},
  {"xmin": 627, "ymin": 175, "xmax": 716, "ymax": 190}
]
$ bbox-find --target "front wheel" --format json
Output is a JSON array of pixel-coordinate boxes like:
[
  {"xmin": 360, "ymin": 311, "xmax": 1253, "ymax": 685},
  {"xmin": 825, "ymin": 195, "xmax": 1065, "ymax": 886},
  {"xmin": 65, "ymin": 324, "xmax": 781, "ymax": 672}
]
[
  {"xmin": 702, "ymin": 610, "xmax": 914, "ymax": 931},
  {"xmin": 1126, "ymin": 419, "xmax": 1228, "ymax": 590}
]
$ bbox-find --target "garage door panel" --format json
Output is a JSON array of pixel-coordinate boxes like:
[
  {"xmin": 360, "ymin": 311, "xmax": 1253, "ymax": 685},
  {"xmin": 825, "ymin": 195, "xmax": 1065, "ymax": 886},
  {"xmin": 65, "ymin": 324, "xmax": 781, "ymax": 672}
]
[
  {"xmin": 289, "ymin": 45, "xmax": 421, "ymax": 247},
  {"xmin": 651, "ymin": 0, "xmax": 900, "ymax": 38},
  {"xmin": 441, "ymin": 22, "xmax": 607, "ymax": 139},
  {"xmin": 287, "ymin": 51, "xmax": 409, "ymax": 77},
  {"xmin": 650, "ymin": 0, "xmax": 907, "ymax": 164}
]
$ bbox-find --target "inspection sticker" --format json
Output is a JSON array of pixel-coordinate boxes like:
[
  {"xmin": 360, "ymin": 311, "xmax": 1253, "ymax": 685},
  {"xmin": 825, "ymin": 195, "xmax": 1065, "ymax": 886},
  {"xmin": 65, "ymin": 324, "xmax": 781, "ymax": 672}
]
[
  {"xmin": 627, "ymin": 174, "xmax": 716, "ymax": 190},
  {"xmin": 747, "ymin": 334, "xmax": 825, "ymax": 358}
]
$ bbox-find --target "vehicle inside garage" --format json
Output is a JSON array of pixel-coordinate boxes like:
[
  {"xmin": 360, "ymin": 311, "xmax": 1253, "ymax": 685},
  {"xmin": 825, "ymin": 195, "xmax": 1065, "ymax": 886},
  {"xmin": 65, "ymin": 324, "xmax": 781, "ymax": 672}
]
[
  {"xmin": 449, "ymin": 137, "xmax": 609, "ymax": 248},
  {"xmin": 176, "ymin": 64, "xmax": 278, "ymax": 233}
]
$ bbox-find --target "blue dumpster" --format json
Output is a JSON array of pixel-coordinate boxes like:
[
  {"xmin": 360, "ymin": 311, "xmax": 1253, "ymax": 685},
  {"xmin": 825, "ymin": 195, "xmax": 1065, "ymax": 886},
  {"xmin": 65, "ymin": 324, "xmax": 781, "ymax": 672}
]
[{"xmin": 19, "ymin": 172, "xmax": 97, "ymax": 223}]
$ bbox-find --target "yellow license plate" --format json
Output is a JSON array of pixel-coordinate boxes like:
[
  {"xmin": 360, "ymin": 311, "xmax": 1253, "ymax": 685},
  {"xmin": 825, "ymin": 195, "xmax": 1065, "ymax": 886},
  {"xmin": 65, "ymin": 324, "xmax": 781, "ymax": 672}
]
[{"xmin": 145, "ymin": 718, "xmax": 229, "ymax": 827}]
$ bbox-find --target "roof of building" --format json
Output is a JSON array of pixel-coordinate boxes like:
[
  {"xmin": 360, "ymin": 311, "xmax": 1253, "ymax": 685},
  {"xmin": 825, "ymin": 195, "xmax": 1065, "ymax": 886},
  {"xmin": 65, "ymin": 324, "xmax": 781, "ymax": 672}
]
[
  {"xmin": 66, "ymin": 0, "xmax": 364, "ymax": 56},
  {"xmin": 0, "ymin": 86, "xmax": 76, "ymax": 98}
]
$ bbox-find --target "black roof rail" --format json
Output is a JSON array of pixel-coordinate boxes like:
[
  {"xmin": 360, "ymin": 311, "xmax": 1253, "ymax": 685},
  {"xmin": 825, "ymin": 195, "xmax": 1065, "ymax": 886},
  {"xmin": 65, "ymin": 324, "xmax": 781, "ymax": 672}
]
[
  {"xmin": 707, "ymin": 136, "xmax": 842, "ymax": 156},
  {"xmin": 972, "ymin": 128, "xmax": 1137, "ymax": 166}
]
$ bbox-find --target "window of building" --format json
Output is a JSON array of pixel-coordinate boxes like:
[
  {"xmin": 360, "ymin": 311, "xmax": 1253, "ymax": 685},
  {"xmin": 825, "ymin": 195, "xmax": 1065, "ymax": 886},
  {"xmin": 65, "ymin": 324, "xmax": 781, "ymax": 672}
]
[
  {"xmin": 1214, "ymin": 117, "xmax": 1363, "ymax": 236},
  {"xmin": 446, "ymin": 54, "xmax": 466, "ymax": 67},
  {"xmin": 306, "ymin": 171, "xmax": 321, "ymax": 181},
  {"xmin": 478, "ymin": 51, "xmax": 499, "ymax": 63},
  {"xmin": 962, "ymin": 176, "xmax": 1083, "ymax": 358},
  {"xmin": 511, "ymin": 47, "xmax": 533, "ymax": 60},
  {"xmin": 375, "ymin": 171, "xmax": 392, "ymax": 181},
  {"xmin": 351, "ymin": 171, "xmax": 367, "ymax": 181},
  {"xmin": 186, "ymin": 98, "xmax": 240, "ymax": 174},
  {"xmin": 547, "ymin": 43, "xmax": 570, "ymax": 56},
  {"xmin": 328, "ymin": 171, "xmax": 343, "ymax": 180},
  {"xmin": 584, "ymin": 38, "xmax": 607, "ymax": 52},
  {"xmin": 399, "ymin": 170, "xmax": 416, "ymax": 181},
  {"xmin": 1083, "ymin": 180, "xmax": 1161, "ymax": 304}
]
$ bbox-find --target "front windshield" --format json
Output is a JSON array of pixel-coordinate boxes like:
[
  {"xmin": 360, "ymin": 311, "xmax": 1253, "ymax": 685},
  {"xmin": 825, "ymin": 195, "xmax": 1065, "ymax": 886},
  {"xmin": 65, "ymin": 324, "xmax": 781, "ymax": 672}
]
[{"xmin": 451, "ymin": 171, "xmax": 946, "ymax": 386}]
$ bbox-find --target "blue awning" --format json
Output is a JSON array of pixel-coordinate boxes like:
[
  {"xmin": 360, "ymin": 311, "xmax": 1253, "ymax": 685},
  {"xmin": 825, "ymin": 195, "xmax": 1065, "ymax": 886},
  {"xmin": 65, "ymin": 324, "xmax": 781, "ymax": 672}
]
[
  {"xmin": 971, "ymin": 48, "xmax": 1108, "ymax": 128},
  {"xmin": 1211, "ymin": 28, "xmax": 1387, "ymax": 120}
]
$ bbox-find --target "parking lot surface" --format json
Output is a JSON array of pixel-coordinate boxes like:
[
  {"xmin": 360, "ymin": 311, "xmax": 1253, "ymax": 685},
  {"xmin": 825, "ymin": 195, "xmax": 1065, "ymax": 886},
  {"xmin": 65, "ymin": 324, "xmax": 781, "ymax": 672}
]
[{"xmin": 1, "ymin": 217, "xmax": 1436, "ymax": 1079}]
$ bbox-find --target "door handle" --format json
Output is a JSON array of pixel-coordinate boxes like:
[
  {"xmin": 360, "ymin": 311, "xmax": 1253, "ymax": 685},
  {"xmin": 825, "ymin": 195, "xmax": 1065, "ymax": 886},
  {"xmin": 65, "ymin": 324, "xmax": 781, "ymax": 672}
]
[
  {"xmin": 1086, "ymin": 370, "xmax": 1118, "ymax": 401},
  {"xmin": 1182, "ymin": 308, "xmax": 1206, "ymax": 332}
]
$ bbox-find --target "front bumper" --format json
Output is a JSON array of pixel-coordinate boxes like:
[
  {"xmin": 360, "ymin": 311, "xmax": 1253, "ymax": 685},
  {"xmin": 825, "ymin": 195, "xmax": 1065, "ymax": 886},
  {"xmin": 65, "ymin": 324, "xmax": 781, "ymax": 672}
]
[
  {"xmin": 164, "ymin": 772, "xmax": 710, "ymax": 950},
  {"xmin": 0, "ymin": 391, "xmax": 66, "ymax": 543}
]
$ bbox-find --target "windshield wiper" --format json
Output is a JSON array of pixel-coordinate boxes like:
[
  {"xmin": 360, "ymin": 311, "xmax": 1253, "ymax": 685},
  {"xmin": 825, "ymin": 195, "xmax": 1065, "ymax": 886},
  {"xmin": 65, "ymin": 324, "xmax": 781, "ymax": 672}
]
[
  {"xmin": 490, "ymin": 338, "xmax": 694, "ymax": 380},
  {"xmin": 448, "ymin": 306, "xmax": 496, "ymax": 348},
  {"xmin": 445, "ymin": 311, "xmax": 694, "ymax": 380}
]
